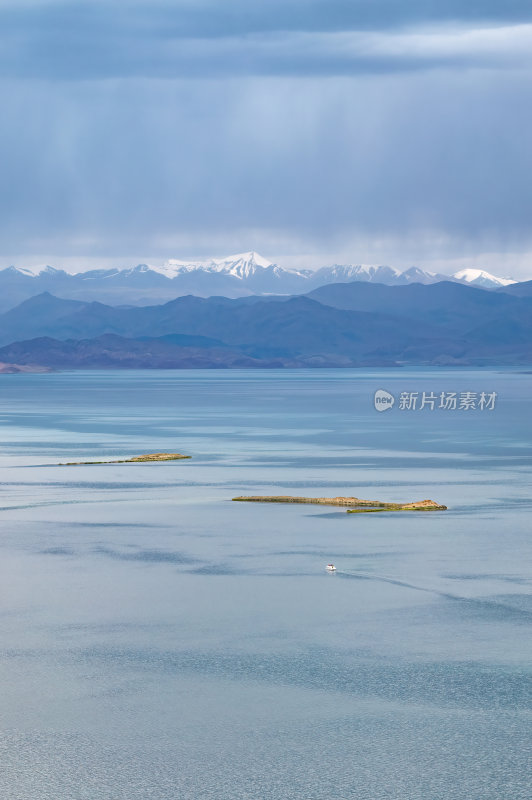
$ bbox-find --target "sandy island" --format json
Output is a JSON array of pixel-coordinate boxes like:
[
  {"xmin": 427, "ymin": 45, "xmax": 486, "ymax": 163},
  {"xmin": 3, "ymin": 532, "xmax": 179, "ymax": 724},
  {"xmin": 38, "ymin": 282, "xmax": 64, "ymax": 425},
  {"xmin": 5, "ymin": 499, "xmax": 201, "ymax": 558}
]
[
  {"xmin": 232, "ymin": 496, "xmax": 447, "ymax": 512},
  {"xmin": 59, "ymin": 452, "xmax": 191, "ymax": 465}
]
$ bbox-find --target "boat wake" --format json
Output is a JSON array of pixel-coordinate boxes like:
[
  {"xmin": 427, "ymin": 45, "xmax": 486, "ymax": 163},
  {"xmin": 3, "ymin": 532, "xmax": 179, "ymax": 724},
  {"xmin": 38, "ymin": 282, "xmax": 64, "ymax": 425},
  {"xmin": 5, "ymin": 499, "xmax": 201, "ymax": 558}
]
[{"xmin": 334, "ymin": 569, "xmax": 532, "ymax": 620}]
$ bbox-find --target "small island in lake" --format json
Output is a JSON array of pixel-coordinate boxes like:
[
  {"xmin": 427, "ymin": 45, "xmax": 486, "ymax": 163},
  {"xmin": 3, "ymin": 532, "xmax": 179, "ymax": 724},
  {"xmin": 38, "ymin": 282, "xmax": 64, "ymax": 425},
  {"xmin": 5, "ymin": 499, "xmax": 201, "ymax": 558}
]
[
  {"xmin": 60, "ymin": 452, "xmax": 191, "ymax": 465},
  {"xmin": 0, "ymin": 361, "xmax": 52, "ymax": 373},
  {"xmin": 232, "ymin": 496, "xmax": 447, "ymax": 512}
]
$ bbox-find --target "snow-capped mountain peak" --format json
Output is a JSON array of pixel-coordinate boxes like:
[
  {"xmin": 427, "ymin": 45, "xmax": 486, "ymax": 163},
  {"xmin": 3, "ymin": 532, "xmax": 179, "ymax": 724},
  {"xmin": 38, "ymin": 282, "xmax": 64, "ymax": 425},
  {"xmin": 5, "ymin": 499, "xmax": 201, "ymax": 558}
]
[
  {"xmin": 10, "ymin": 265, "xmax": 61, "ymax": 277},
  {"xmin": 210, "ymin": 251, "xmax": 275, "ymax": 278},
  {"xmin": 451, "ymin": 269, "xmax": 517, "ymax": 288},
  {"xmin": 312, "ymin": 264, "xmax": 400, "ymax": 284},
  {"xmin": 214, "ymin": 251, "xmax": 272, "ymax": 269},
  {"xmin": 158, "ymin": 251, "xmax": 276, "ymax": 280},
  {"xmin": 399, "ymin": 266, "xmax": 436, "ymax": 281}
]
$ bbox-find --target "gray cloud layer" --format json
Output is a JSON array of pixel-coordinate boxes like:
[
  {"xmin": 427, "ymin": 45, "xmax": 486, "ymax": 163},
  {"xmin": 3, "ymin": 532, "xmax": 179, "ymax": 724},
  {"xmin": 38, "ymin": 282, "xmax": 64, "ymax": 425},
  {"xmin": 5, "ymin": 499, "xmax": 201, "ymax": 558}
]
[
  {"xmin": 1, "ymin": 1, "xmax": 531, "ymax": 275},
  {"xmin": 1, "ymin": 1, "xmax": 532, "ymax": 79}
]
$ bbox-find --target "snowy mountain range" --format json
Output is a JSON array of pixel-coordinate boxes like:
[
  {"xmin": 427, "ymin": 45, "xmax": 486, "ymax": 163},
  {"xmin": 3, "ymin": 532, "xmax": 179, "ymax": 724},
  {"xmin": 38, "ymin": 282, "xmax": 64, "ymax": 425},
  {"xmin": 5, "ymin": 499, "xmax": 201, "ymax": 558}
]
[{"xmin": 0, "ymin": 251, "xmax": 519, "ymax": 312}]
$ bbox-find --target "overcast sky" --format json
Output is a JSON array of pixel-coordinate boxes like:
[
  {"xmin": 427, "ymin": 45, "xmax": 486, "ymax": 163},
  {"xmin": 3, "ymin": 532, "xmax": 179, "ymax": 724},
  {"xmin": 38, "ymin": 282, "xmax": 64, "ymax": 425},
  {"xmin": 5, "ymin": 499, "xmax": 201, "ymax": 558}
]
[{"xmin": 1, "ymin": 0, "xmax": 532, "ymax": 277}]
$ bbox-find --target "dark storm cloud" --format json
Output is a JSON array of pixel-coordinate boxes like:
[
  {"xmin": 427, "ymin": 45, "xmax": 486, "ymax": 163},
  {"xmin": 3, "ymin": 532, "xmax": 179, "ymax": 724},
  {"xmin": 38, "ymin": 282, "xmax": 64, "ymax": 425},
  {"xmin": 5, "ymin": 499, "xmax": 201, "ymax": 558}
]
[
  {"xmin": 1, "ymin": 1, "xmax": 532, "ymax": 80},
  {"xmin": 6, "ymin": 1, "xmax": 532, "ymax": 39},
  {"xmin": 1, "ymin": 1, "xmax": 531, "ymax": 274},
  {"xmin": 2, "ymin": 72, "xmax": 531, "ymax": 262}
]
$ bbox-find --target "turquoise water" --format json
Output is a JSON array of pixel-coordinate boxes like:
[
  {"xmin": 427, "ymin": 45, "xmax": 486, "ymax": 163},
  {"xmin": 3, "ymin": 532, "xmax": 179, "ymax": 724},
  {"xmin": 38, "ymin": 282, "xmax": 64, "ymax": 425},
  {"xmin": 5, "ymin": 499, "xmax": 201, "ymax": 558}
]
[{"xmin": 0, "ymin": 369, "xmax": 530, "ymax": 799}]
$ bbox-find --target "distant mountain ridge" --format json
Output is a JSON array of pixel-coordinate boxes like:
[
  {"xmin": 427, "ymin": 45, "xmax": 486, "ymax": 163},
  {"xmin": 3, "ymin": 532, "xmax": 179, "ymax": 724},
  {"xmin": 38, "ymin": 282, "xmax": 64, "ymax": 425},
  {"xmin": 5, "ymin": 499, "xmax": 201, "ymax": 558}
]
[
  {"xmin": 0, "ymin": 251, "xmax": 520, "ymax": 312},
  {"xmin": 1, "ymin": 281, "xmax": 532, "ymax": 367}
]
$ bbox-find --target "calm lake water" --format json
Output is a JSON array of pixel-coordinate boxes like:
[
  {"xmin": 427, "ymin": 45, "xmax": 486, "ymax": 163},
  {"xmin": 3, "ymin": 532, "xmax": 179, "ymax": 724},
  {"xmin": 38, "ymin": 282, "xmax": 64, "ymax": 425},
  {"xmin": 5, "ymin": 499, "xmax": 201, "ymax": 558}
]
[{"xmin": 0, "ymin": 369, "xmax": 530, "ymax": 799}]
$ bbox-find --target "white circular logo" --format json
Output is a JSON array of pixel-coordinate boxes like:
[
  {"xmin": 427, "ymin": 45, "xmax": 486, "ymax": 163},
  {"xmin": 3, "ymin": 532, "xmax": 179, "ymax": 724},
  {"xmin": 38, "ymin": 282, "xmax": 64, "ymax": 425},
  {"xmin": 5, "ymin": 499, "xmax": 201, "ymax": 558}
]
[{"xmin": 374, "ymin": 389, "xmax": 395, "ymax": 412}]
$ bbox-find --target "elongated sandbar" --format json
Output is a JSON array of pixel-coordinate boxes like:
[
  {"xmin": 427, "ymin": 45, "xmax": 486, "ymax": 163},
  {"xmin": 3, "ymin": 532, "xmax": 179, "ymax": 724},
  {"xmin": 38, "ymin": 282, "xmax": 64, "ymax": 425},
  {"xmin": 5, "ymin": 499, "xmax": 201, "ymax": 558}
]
[
  {"xmin": 232, "ymin": 496, "xmax": 447, "ymax": 512},
  {"xmin": 59, "ymin": 452, "xmax": 191, "ymax": 465}
]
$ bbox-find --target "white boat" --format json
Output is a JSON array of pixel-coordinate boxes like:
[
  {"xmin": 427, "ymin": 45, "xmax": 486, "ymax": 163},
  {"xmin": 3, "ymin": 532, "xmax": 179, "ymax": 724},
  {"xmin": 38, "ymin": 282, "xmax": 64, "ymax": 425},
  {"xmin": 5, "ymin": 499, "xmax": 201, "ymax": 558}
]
[{"xmin": 326, "ymin": 563, "xmax": 336, "ymax": 572}]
